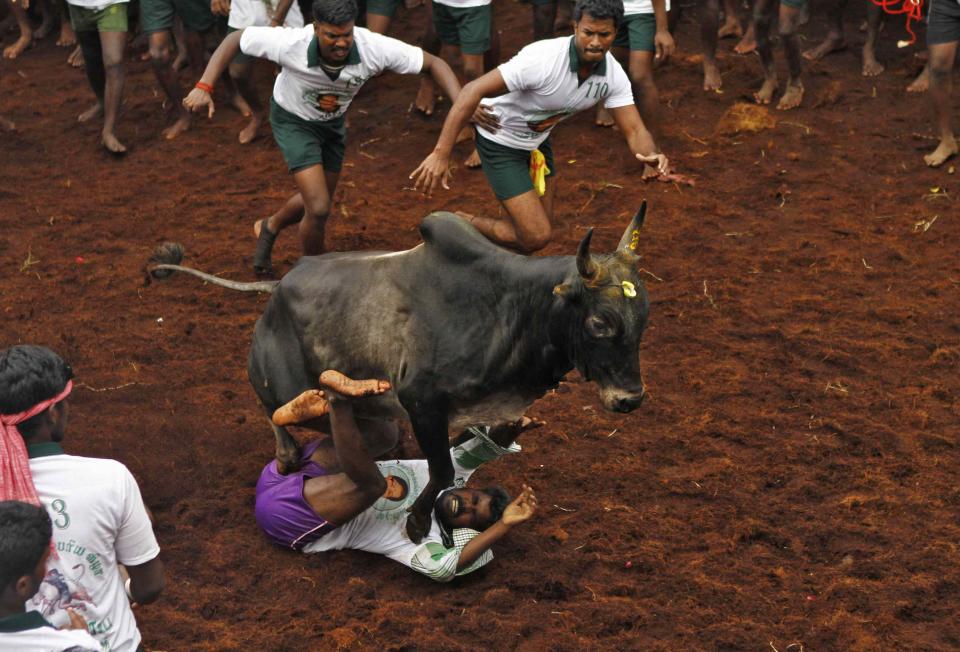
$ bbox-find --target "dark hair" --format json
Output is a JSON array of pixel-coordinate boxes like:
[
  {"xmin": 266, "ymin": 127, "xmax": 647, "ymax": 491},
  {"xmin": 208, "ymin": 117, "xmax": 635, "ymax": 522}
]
[
  {"xmin": 573, "ymin": 0, "xmax": 624, "ymax": 28},
  {"xmin": 0, "ymin": 501, "xmax": 52, "ymax": 589},
  {"xmin": 0, "ymin": 346, "xmax": 73, "ymax": 438},
  {"xmin": 312, "ymin": 0, "xmax": 358, "ymax": 25},
  {"xmin": 481, "ymin": 486, "xmax": 511, "ymax": 526}
]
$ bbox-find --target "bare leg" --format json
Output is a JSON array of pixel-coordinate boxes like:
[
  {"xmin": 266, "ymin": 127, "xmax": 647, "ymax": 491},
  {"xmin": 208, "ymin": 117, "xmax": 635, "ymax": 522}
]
[
  {"xmin": 733, "ymin": 1, "xmax": 757, "ymax": 54},
  {"xmin": 56, "ymin": 0, "xmax": 74, "ymax": 45},
  {"xmin": 229, "ymin": 59, "xmax": 262, "ymax": 144},
  {"xmin": 292, "ymin": 165, "xmax": 340, "ymax": 256},
  {"xmin": 414, "ymin": 0, "xmax": 440, "ymax": 115},
  {"xmin": 701, "ymin": 0, "xmax": 723, "ymax": 90},
  {"xmin": 461, "ymin": 50, "xmax": 485, "ymax": 166},
  {"xmin": 924, "ymin": 41, "xmax": 959, "ymax": 167},
  {"xmin": 461, "ymin": 178, "xmax": 555, "ymax": 253},
  {"xmin": 366, "ymin": 12, "xmax": 391, "ymax": 34},
  {"xmin": 171, "ymin": 16, "xmax": 188, "ymax": 70},
  {"xmin": 32, "ymin": 0, "xmax": 56, "ymax": 39},
  {"xmin": 554, "ymin": 0, "xmax": 572, "ymax": 31},
  {"xmin": 803, "ymin": 0, "xmax": 847, "ymax": 62},
  {"xmin": 76, "ymin": 30, "xmax": 105, "ymax": 123},
  {"xmin": 533, "ymin": 1, "xmax": 556, "ymax": 40},
  {"xmin": 776, "ymin": 3, "xmax": 804, "ymax": 110},
  {"xmin": 907, "ymin": 64, "xmax": 930, "ymax": 93},
  {"xmin": 861, "ymin": 3, "xmax": 884, "ymax": 76},
  {"xmin": 3, "ymin": 0, "xmax": 32, "ymax": 59},
  {"xmin": 253, "ymin": 193, "xmax": 305, "ymax": 275},
  {"xmin": 148, "ymin": 30, "xmax": 191, "ymax": 139},
  {"xmin": 99, "ymin": 30, "xmax": 126, "ymax": 153},
  {"xmin": 752, "ymin": 0, "xmax": 777, "ymax": 104},
  {"xmin": 718, "ymin": 0, "xmax": 741, "ymax": 38}
]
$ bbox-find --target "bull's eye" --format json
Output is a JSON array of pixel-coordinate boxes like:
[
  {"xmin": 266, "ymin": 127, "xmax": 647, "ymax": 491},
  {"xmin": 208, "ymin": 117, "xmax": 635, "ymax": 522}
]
[{"xmin": 585, "ymin": 314, "xmax": 616, "ymax": 339}]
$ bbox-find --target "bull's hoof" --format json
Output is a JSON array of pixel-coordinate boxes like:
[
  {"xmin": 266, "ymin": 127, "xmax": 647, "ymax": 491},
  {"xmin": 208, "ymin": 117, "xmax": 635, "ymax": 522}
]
[{"xmin": 405, "ymin": 511, "xmax": 431, "ymax": 543}]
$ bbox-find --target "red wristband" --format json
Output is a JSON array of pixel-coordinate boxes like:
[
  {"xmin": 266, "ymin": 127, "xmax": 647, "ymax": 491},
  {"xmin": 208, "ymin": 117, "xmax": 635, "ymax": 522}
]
[{"xmin": 195, "ymin": 81, "xmax": 214, "ymax": 94}]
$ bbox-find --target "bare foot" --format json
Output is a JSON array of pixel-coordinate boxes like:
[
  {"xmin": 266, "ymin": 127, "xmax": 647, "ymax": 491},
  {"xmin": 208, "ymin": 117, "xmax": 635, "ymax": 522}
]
[
  {"xmin": 655, "ymin": 171, "xmax": 696, "ymax": 186},
  {"xmin": 734, "ymin": 30, "xmax": 756, "ymax": 55},
  {"xmin": 3, "ymin": 34, "xmax": 32, "ymax": 59},
  {"xmin": 413, "ymin": 78, "xmax": 436, "ymax": 116},
  {"xmin": 238, "ymin": 115, "xmax": 261, "ymax": 144},
  {"xmin": 777, "ymin": 81, "xmax": 804, "ymax": 110},
  {"xmin": 718, "ymin": 17, "xmax": 742, "ymax": 39},
  {"xmin": 641, "ymin": 163, "xmax": 661, "ymax": 180},
  {"xmin": 924, "ymin": 137, "xmax": 958, "ymax": 167},
  {"xmin": 161, "ymin": 112, "xmax": 191, "ymax": 140},
  {"xmin": 0, "ymin": 114, "xmax": 15, "ymax": 131},
  {"xmin": 803, "ymin": 34, "xmax": 847, "ymax": 62},
  {"xmin": 57, "ymin": 23, "xmax": 76, "ymax": 47},
  {"xmin": 907, "ymin": 66, "xmax": 929, "ymax": 93},
  {"xmin": 230, "ymin": 93, "xmax": 252, "ymax": 117},
  {"xmin": 703, "ymin": 60, "xmax": 722, "ymax": 91},
  {"xmin": 754, "ymin": 79, "xmax": 777, "ymax": 105},
  {"xmin": 862, "ymin": 52, "xmax": 884, "ymax": 77},
  {"xmin": 319, "ymin": 370, "xmax": 391, "ymax": 398},
  {"xmin": 78, "ymin": 102, "xmax": 103, "ymax": 123},
  {"xmin": 172, "ymin": 49, "xmax": 187, "ymax": 71},
  {"xmin": 272, "ymin": 389, "xmax": 330, "ymax": 426},
  {"xmin": 67, "ymin": 44, "xmax": 83, "ymax": 67},
  {"xmin": 455, "ymin": 124, "xmax": 474, "ymax": 144},
  {"xmin": 595, "ymin": 105, "xmax": 615, "ymax": 127},
  {"xmin": 101, "ymin": 130, "xmax": 127, "ymax": 154},
  {"xmin": 464, "ymin": 148, "xmax": 481, "ymax": 168}
]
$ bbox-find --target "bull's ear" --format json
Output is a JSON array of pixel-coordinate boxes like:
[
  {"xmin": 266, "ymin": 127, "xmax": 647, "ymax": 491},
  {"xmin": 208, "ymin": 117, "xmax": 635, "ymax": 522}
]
[
  {"xmin": 616, "ymin": 200, "xmax": 647, "ymax": 258},
  {"xmin": 553, "ymin": 283, "xmax": 574, "ymax": 299},
  {"xmin": 576, "ymin": 228, "xmax": 600, "ymax": 281}
]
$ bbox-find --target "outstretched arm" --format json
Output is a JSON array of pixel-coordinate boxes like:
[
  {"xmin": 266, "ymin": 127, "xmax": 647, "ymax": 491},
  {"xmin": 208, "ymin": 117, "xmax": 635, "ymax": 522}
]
[
  {"xmin": 610, "ymin": 104, "xmax": 669, "ymax": 175},
  {"xmin": 457, "ymin": 485, "xmax": 538, "ymax": 569},
  {"xmin": 182, "ymin": 30, "xmax": 245, "ymax": 117},
  {"xmin": 409, "ymin": 69, "xmax": 509, "ymax": 195}
]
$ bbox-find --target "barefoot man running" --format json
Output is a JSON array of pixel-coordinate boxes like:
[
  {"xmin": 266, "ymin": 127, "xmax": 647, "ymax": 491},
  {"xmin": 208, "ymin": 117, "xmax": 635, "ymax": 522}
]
[{"xmin": 410, "ymin": 0, "xmax": 668, "ymax": 254}]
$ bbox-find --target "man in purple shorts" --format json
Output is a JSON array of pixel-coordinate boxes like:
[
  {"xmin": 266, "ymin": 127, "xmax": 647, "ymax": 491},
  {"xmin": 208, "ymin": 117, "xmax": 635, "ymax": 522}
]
[{"xmin": 254, "ymin": 370, "xmax": 539, "ymax": 580}]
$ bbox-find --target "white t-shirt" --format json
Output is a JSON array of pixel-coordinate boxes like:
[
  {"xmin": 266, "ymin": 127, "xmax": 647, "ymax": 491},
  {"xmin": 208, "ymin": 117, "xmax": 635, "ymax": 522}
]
[
  {"xmin": 0, "ymin": 611, "xmax": 101, "ymax": 652},
  {"xmin": 433, "ymin": 0, "xmax": 490, "ymax": 8},
  {"xmin": 65, "ymin": 0, "xmax": 128, "ymax": 11},
  {"xmin": 228, "ymin": 0, "xmax": 304, "ymax": 30},
  {"xmin": 303, "ymin": 428, "xmax": 520, "ymax": 582},
  {"xmin": 622, "ymin": 0, "xmax": 671, "ymax": 16},
  {"xmin": 26, "ymin": 444, "xmax": 160, "ymax": 652},
  {"xmin": 239, "ymin": 25, "xmax": 424, "ymax": 122},
  {"xmin": 479, "ymin": 36, "xmax": 635, "ymax": 151}
]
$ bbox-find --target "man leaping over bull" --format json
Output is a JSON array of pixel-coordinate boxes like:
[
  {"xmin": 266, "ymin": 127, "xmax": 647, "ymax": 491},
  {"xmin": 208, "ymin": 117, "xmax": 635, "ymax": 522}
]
[
  {"xmin": 254, "ymin": 370, "xmax": 539, "ymax": 578},
  {"xmin": 410, "ymin": 0, "xmax": 669, "ymax": 254}
]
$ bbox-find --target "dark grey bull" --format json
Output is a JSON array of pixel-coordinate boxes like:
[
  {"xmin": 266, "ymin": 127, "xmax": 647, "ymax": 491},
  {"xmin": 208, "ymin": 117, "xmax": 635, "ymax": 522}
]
[{"xmin": 149, "ymin": 204, "xmax": 652, "ymax": 542}]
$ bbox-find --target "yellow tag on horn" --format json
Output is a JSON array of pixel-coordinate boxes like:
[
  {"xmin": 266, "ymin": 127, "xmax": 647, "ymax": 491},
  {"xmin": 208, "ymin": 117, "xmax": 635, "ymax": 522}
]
[
  {"xmin": 621, "ymin": 281, "xmax": 637, "ymax": 298},
  {"xmin": 529, "ymin": 149, "xmax": 550, "ymax": 197}
]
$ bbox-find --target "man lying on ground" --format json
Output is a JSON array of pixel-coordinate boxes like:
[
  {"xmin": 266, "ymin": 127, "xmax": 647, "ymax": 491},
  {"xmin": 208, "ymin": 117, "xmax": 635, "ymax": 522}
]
[
  {"xmin": 255, "ymin": 370, "xmax": 539, "ymax": 581},
  {"xmin": 0, "ymin": 500, "xmax": 101, "ymax": 652}
]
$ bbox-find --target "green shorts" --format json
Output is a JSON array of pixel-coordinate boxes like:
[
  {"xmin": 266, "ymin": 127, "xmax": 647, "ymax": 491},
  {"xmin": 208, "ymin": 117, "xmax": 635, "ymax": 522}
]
[
  {"xmin": 270, "ymin": 98, "xmax": 347, "ymax": 174},
  {"xmin": 68, "ymin": 3, "xmax": 128, "ymax": 32},
  {"xmin": 140, "ymin": 0, "xmax": 214, "ymax": 33},
  {"xmin": 476, "ymin": 132, "xmax": 555, "ymax": 201},
  {"xmin": 613, "ymin": 13, "xmax": 655, "ymax": 52},
  {"xmin": 366, "ymin": 0, "xmax": 400, "ymax": 18},
  {"xmin": 433, "ymin": 3, "xmax": 491, "ymax": 55},
  {"xmin": 780, "ymin": 0, "xmax": 807, "ymax": 9}
]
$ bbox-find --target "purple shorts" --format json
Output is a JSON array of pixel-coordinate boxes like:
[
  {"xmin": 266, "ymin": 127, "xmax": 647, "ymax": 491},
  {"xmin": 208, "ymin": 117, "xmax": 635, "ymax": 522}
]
[{"xmin": 254, "ymin": 440, "xmax": 338, "ymax": 550}]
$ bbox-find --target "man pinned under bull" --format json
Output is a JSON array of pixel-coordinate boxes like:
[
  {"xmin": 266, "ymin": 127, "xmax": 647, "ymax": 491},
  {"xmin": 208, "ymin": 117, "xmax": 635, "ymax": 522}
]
[{"xmin": 148, "ymin": 203, "xmax": 653, "ymax": 542}]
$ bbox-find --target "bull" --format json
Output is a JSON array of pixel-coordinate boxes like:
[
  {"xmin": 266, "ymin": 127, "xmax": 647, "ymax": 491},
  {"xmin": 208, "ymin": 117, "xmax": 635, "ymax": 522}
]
[{"xmin": 149, "ymin": 204, "xmax": 652, "ymax": 542}]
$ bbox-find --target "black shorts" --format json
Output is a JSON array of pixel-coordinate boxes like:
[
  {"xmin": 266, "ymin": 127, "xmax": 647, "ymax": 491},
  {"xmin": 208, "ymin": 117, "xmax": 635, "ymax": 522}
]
[{"xmin": 928, "ymin": 0, "xmax": 960, "ymax": 46}]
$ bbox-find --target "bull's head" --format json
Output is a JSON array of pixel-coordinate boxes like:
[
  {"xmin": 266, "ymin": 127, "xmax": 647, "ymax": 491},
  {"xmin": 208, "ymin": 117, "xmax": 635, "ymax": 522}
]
[{"xmin": 553, "ymin": 202, "xmax": 650, "ymax": 413}]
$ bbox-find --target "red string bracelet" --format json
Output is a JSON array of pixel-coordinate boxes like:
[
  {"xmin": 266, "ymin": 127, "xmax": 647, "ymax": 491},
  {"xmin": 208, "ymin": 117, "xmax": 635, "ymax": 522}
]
[{"xmin": 195, "ymin": 81, "xmax": 214, "ymax": 94}]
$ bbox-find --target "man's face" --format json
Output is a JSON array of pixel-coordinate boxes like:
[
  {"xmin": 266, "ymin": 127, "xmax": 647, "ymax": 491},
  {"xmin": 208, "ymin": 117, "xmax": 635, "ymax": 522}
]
[
  {"xmin": 314, "ymin": 21, "xmax": 355, "ymax": 65},
  {"xmin": 573, "ymin": 14, "xmax": 617, "ymax": 64},
  {"xmin": 438, "ymin": 489, "xmax": 495, "ymax": 529}
]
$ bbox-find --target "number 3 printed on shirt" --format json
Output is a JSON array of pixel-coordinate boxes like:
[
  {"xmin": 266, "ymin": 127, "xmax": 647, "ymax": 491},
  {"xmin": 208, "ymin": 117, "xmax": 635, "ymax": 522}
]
[{"xmin": 51, "ymin": 498, "xmax": 70, "ymax": 529}]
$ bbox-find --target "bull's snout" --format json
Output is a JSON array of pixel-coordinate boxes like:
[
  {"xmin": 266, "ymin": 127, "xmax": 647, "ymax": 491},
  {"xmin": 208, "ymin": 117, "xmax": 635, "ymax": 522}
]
[{"xmin": 600, "ymin": 386, "xmax": 646, "ymax": 413}]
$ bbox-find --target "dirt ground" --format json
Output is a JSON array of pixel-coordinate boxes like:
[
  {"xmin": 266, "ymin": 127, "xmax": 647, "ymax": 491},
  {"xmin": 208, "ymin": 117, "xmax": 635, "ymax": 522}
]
[{"xmin": 3, "ymin": 0, "xmax": 960, "ymax": 649}]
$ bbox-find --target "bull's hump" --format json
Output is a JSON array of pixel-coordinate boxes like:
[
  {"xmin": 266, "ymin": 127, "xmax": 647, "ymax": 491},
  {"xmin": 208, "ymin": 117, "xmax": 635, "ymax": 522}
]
[{"xmin": 420, "ymin": 212, "xmax": 506, "ymax": 264}]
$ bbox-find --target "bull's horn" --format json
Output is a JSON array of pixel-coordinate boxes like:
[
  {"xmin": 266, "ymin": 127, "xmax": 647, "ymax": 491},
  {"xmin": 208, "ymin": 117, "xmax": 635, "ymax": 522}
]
[
  {"xmin": 577, "ymin": 228, "xmax": 600, "ymax": 280},
  {"xmin": 616, "ymin": 200, "xmax": 647, "ymax": 257}
]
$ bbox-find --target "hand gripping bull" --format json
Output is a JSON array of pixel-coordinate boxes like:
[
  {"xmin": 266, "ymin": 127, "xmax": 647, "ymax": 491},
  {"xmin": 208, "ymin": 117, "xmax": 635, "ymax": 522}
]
[{"xmin": 148, "ymin": 203, "xmax": 652, "ymax": 542}]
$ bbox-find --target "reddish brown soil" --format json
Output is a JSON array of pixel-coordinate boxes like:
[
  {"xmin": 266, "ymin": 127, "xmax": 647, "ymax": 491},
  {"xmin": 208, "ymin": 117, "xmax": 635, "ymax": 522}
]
[{"xmin": 3, "ymin": 2, "xmax": 960, "ymax": 650}]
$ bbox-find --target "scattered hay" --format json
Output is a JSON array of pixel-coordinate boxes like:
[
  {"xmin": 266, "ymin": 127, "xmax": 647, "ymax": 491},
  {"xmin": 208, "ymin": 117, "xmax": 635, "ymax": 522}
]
[{"xmin": 714, "ymin": 102, "xmax": 776, "ymax": 136}]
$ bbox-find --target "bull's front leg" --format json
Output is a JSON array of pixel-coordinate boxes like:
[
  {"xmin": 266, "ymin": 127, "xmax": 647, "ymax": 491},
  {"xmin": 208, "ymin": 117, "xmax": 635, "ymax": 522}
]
[{"xmin": 404, "ymin": 401, "xmax": 454, "ymax": 543}]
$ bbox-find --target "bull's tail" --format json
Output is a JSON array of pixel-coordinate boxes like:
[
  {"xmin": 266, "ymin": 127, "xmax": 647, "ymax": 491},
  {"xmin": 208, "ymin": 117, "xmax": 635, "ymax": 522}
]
[{"xmin": 146, "ymin": 243, "xmax": 279, "ymax": 294}]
